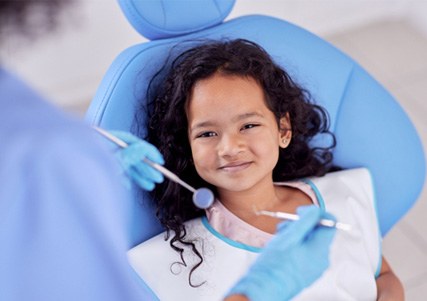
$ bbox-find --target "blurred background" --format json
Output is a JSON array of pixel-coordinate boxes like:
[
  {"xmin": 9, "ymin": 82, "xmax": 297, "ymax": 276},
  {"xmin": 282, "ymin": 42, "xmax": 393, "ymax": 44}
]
[{"xmin": 2, "ymin": 1, "xmax": 426, "ymax": 299}]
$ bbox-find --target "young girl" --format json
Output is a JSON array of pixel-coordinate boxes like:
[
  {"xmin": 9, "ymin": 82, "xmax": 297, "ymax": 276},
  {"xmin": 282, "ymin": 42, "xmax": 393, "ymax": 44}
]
[{"xmin": 127, "ymin": 39, "xmax": 404, "ymax": 300}]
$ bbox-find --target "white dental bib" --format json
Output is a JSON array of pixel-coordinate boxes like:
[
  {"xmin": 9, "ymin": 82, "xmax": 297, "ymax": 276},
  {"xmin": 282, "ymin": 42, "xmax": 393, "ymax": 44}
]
[{"xmin": 128, "ymin": 168, "xmax": 381, "ymax": 301}]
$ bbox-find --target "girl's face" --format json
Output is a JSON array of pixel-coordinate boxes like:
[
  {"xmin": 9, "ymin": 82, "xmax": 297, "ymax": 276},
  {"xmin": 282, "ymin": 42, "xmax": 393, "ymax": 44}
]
[{"xmin": 186, "ymin": 73, "xmax": 290, "ymax": 195}]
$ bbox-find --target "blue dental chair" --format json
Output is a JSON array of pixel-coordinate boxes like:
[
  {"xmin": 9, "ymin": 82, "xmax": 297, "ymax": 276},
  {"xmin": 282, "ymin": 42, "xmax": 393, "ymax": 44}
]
[{"xmin": 86, "ymin": 0, "xmax": 425, "ymax": 298}]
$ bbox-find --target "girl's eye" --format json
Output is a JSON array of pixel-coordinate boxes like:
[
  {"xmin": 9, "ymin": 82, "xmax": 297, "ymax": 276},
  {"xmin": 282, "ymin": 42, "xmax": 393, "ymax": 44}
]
[
  {"xmin": 196, "ymin": 131, "xmax": 217, "ymax": 138},
  {"xmin": 241, "ymin": 123, "xmax": 260, "ymax": 131}
]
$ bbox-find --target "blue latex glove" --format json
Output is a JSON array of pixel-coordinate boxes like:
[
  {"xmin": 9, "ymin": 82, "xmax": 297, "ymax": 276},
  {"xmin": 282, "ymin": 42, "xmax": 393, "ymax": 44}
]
[
  {"xmin": 227, "ymin": 205, "xmax": 337, "ymax": 301},
  {"xmin": 110, "ymin": 131, "xmax": 164, "ymax": 191}
]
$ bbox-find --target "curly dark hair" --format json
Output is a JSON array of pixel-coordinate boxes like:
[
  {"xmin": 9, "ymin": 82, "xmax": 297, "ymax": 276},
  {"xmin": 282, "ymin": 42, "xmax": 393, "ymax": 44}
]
[{"xmin": 136, "ymin": 38, "xmax": 336, "ymax": 286}]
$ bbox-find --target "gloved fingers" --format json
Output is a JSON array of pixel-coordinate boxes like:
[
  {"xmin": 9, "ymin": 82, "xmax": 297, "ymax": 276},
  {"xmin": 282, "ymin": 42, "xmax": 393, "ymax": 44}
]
[
  {"xmin": 320, "ymin": 211, "xmax": 337, "ymax": 223},
  {"xmin": 277, "ymin": 205, "xmax": 321, "ymax": 232},
  {"xmin": 119, "ymin": 144, "xmax": 146, "ymax": 167},
  {"xmin": 301, "ymin": 225, "xmax": 336, "ymax": 276},
  {"xmin": 109, "ymin": 130, "xmax": 164, "ymax": 164},
  {"xmin": 108, "ymin": 130, "xmax": 165, "ymax": 191},
  {"xmin": 296, "ymin": 204, "xmax": 321, "ymax": 216},
  {"xmin": 275, "ymin": 205, "xmax": 322, "ymax": 246},
  {"xmin": 118, "ymin": 143, "xmax": 158, "ymax": 167},
  {"xmin": 116, "ymin": 136, "xmax": 164, "ymax": 166},
  {"xmin": 141, "ymin": 141, "xmax": 164, "ymax": 165},
  {"xmin": 134, "ymin": 163, "xmax": 164, "ymax": 184},
  {"xmin": 109, "ymin": 130, "xmax": 141, "ymax": 144},
  {"xmin": 227, "ymin": 210, "xmax": 335, "ymax": 301},
  {"xmin": 297, "ymin": 206, "xmax": 337, "ymax": 243},
  {"xmin": 304, "ymin": 211, "xmax": 337, "ymax": 249},
  {"xmin": 305, "ymin": 226, "xmax": 336, "ymax": 253},
  {"xmin": 128, "ymin": 167, "xmax": 156, "ymax": 191},
  {"xmin": 273, "ymin": 205, "xmax": 313, "ymax": 231}
]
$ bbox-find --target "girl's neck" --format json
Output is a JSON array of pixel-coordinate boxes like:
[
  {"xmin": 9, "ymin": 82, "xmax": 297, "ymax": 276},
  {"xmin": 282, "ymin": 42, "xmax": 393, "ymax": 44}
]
[
  {"xmin": 215, "ymin": 181, "xmax": 313, "ymax": 234},
  {"xmin": 217, "ymin": 181, "xmax": 283, "ymax": 219}
]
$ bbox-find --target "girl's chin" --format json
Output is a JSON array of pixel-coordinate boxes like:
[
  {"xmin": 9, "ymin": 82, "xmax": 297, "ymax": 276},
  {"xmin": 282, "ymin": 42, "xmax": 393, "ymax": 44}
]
[{"xmin": 215, "ymin": 183, "xmax": 255, "ymax": 194}]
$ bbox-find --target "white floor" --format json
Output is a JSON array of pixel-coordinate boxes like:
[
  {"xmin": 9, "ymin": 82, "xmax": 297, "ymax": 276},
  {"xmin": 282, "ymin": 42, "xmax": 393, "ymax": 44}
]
[
  {"xmin": 69, "ymin": 18, "xmax": 427, "ymax": 300},
  {"xmin": 325, "ymin": 19, "xmax": 427, "ymax": 300}
]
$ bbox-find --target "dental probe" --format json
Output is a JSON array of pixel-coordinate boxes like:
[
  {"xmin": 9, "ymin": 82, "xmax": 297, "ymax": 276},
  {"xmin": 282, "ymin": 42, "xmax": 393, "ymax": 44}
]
[
  {"xmin": 255, "ymin": 209, "xmax": 352, "ymax": 231},
  {"xmin": 93, "ymin": 126, "xmax": 214, "ymax": 209}
]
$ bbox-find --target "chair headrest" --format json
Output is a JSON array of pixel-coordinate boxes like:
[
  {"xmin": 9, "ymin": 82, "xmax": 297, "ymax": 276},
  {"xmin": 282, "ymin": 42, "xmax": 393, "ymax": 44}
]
[{"xmin": 118, "ymin": 0, "xmax": 236, "ymax": 40}]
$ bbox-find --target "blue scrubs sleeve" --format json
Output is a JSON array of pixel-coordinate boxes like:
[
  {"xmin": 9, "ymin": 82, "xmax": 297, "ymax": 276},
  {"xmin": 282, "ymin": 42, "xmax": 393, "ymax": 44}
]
[{"xmin": 0, "ymin": 69, "xmax": 156, "ymax": 300}]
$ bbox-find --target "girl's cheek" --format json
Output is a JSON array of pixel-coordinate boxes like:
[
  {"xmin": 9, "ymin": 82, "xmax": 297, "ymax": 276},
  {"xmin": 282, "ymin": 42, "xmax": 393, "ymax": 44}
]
[
  {"xmin": 190, "ymin": 145, "xmax": 204, "ymax": 164},
  {"xmin": 193, "ymin": 147, "xmax": 216, "ymax": 171}
]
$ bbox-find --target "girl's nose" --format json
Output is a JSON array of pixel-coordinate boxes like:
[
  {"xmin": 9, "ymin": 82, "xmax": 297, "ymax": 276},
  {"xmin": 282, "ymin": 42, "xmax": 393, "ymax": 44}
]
[{"xmin": 217, "ymin": 133, "xmax": 244, "ymax": 158}]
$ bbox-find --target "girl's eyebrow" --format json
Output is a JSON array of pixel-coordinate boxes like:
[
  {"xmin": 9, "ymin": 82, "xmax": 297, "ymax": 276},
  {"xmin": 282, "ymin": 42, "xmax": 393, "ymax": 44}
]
[
  {"xmin": 232, "ymin": 112, "xmax": 264, "ymax": 122},
  {"xmin": 190, "ymin": 121, "xmax": 216, "ymax": 132},
  {"xmin": 190, "ymin": 112, "xmax": 264, "ymax": 132}
]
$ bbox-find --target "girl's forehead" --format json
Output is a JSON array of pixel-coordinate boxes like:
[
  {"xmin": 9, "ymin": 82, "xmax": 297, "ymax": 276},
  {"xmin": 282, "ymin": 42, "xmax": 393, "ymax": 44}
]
[
  {"xmin": 187, "ymin": 74, "xmax": 277, "ymax": 128},
  {"xmin": 188, "ymin": 74, "xmax": 266, "ymax": 109}
]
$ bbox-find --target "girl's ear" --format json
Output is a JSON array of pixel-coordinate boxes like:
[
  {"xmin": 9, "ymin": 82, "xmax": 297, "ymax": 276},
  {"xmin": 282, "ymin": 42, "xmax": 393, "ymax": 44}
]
[{"xmin": 279, "ymin": 113, "xmax": 292, "ymax": 148}]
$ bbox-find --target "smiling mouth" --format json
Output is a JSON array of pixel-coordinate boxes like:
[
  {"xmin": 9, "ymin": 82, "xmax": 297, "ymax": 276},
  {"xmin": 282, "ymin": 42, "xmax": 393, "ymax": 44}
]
[{"xmin": 219, "ymin": 162, "xmax": 252, "ymax": 172}]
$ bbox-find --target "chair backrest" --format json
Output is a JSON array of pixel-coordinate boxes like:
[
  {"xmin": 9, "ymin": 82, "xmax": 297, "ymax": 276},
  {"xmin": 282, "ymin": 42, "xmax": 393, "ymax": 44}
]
[{"xmin": 86, "ymin": 0, "xmax": 425, "ymax": 247}]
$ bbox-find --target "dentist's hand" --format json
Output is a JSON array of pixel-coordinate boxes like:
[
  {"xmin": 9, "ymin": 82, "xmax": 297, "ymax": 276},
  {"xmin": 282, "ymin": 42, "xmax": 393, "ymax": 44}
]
[
  {"xmin": 110, "ymin": 131, "xmax": 164, "ymax": 191},
  {"xmin": 226, "ymin": 205, "xmax": 336, "ymax": 301}
]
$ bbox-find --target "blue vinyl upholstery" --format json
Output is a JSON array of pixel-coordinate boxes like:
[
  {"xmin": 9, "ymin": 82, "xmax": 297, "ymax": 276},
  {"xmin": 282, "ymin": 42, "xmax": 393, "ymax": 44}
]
[{"xmin": 86, "ymin": 0, "xmax": 425, "ymax": 249}]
